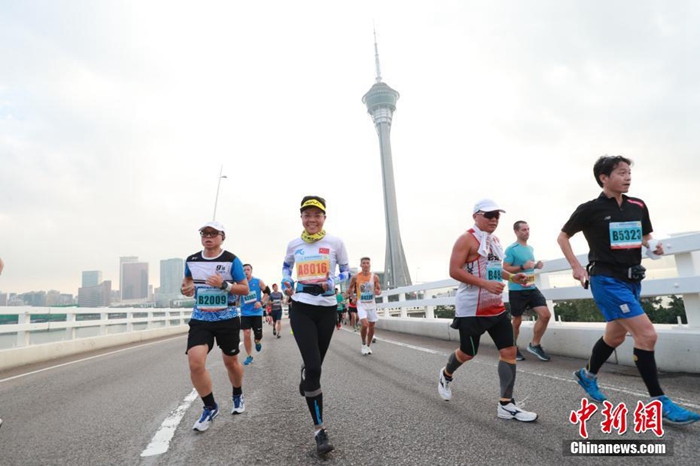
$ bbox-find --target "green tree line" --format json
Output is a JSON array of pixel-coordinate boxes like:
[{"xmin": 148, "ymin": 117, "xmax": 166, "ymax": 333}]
[{"xmin": 433, "ymin": 295, "xmax": 687, "ymax": 324}]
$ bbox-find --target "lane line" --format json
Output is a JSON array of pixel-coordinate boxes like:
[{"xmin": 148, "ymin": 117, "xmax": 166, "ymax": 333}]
[
  {"xmin": 0, "ymin": 335, "xmax": 184, "ymax": 384},
  {"xmin": 141, "ymin": 389, "xmax": 198, "ymax": 457},
  {"xmin": 140, "ymin": 341, "xmax": 244, "ymax": 457},
  {"xmin": 359, "ymin": 330, "xmax": 700, "ymax": 409}
]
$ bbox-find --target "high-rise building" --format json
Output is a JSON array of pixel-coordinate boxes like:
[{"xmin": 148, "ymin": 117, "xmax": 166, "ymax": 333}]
[
  {"xmin": 121, "ymin": 262, "xmax": 149, "ymax": 301},
  {"xmin": 119, "ymin": 256, "xmax": 138, "ymax": 301},
  {"xmin": 78, "ymin": 280, "xmax": 112, "ymax": 307},
  {"xmin": 82, "ymin": 270, "xmax": 102, "ymax": 288},
  {"xmin": 160, "ymin": 258, "xmax": 184, "ymax": 294},
  {"xmin": 362, "ymin": 33, "xmax": 412, "ymax": 289}
]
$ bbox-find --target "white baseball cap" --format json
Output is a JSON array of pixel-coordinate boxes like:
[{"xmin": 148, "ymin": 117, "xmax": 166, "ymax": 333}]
[
  {"xmin": 199, "ymin": 221, "xmax": 226, "ymax": 233},
  {"xmin": 473, "ymin": 199, "xmax": 506, "ymax": 214}
]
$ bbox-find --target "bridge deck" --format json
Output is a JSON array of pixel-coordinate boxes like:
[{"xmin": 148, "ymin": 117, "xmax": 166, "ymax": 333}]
[{"xmin": 0, "ymin": 325, "xmax": 698, "ymax": 465}]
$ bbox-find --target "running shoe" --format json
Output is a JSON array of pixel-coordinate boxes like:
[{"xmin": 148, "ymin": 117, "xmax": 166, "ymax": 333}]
[
  {"xmin": 498, "ymin": 401, "xmax": 538, "ymax": 422},
  {"xmin": 255, "ymin": 341, "xmax": 262, "ymax": 352},
  {"xmin": 366, "ymin": 346, "xmax": 373, "ymax": 355},
  {"xmin": 273, "ymin": 329, "xmax": 276, "ymax": 336},
  {"xmin": 527, "ymin": 343, "xmax": 551, "ymax": 361},
  {"xmin": 277, "ymin": 333, "xmax": 281, "ymax": 339},
  {"xmin": 372, "ymin": 337, "xmax": 377, "ymax": 343},
  {"xmin": 231, "ymin": 394, "xmax": 245, "ymax": 414},
  {"xmin": 438, "ymin": 367, "xmax": 452, "ymax": 401},
  {"xmin": 361, "ymin": 345, "xmax": 369, "ymax": 355},
  {"xmin": 336, "ymin": 323, "xmax": 341, "ymax": 330},
  {"xmin": 574, "ymin": 368, "xmax": 607, "ymax": 402},
  {"xmin": 315, "ymin": 429, "xmax": 334, "ymax": 455},
  {"xmin": 516, "ymin": 348, "xmax": 525, "ymax": 361},
  {"xmin": 299, "ymin": 364, "xmax": 306, "ymax": 396},
  {"xmin": 244, "ymin": 355, "xmax": 254, "ymax": 366},
  {"xmin": 193, "ymin": 403, "xmax": 219, "ymax": 431},
  {"xmin": 657, "ymin": 395, "xmax": 700, "ymax": 425}
]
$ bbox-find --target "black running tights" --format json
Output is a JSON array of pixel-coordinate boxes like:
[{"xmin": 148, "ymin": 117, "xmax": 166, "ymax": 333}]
[{"xmin": 290, "ymin": 300, "xmax": 336, "ymax": 393}]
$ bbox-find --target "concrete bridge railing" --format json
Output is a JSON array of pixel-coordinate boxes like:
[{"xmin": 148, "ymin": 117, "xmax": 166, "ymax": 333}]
[{"xmin": 374, "ymin": 231, "xmax": 700, "ymax": 374}]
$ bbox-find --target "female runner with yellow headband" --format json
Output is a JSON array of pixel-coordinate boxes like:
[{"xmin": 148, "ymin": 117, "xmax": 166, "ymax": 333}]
[{"xmin": 281, "ymin": 195, "xmax": 350, "ymax": 456}]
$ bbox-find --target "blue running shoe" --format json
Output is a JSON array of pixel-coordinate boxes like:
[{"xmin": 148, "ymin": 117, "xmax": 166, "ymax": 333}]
[
  {"xmin": 244, "ymin": 355, "xmax": 253, "ymax": 365},
  {"xmin": 193, "ymin": 403, "xmax": 219, "ymax": 432},
  {"xmin": 574, "ymin": 368, "xmax": 607, "ymax": 402},
  {"xmin": 231, "ymin": 394, "xmax": 245, "ymax": 414},
  {"xmin": 657, "ymin": 395, "xmax": 700, "ymax": 425},
  {"xmin": 255, "ymin": 341, "xmax": 262, "ymax": 352}
]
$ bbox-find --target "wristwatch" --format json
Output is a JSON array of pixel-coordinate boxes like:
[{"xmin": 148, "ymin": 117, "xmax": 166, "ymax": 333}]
[
  {"xmin": 220, "ymin": 281, "xmax": 228, "ymax": 290},
  {"xmin": 520, "ymin": 265, "xmax": 525, "ymax": 271}
]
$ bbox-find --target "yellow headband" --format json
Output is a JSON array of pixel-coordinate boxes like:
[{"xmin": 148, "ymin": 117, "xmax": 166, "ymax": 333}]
[{"xmin": 300, "ymin": 199, "xmax": 326, "ymax": 212}]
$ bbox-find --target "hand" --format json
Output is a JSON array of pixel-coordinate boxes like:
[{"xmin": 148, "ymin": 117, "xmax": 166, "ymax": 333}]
[
  {"xmin": 535, "ymin": 260, "xmax": 543, "ymax": 269},
  {"xmin": 181, "ymin": 281, "xmax": 195, "ymax": 297},
  {"xmin": 653, "ymin": 242, "xmax": 664, "ymax": 256},
  {"xmin": 572, "ymin": 264, "xmax": 589, "ymax": 289},
  {"xmin": 482, "ymin": 280, "xmax": 505, "ymax": 295},
  {"xmin": 322, "ymin": 272, "xmax": 332, "ymax": 292},
  {"xmin": 523, "ymin": 260, "xmax": 536, "ymax": 270},
  {"xmin": 205, "ymin": 273, "xmax": 224, "ymax": 289},
  {"xmin": 254, "ymin": 302, "xmax": 262, "ymax": 309},
  {"xmin": 511, "ymin": 272, "xmax": 531, "ymax": 287}
]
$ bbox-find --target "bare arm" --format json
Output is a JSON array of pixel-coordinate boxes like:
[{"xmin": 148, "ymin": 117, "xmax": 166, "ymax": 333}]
[
  {"xmin": 374, "ymin": 275, "xmax": 382, "ymax": 295},
  {"xmin": 557, "ymin": 231, "xmax": 587, "ymax": 287},
  {"xmin": 449, "ymin": 233, "xmax": 505, "ymax": 295}
]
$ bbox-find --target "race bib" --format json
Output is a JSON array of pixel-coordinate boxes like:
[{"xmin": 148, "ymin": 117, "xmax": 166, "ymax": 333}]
[
  {"xmin": 296, "ymin": 257, "xmax": 330, "ymax": 282},
  {"xmin": 197, "ymin": 288, "xmax": 228, "ymax": 311},
  {"xmin": 486, "ymin": 261, "xmax": 503, "ymax": 281},
  {"xmin": 609, "ymin": 221, "xmax": 642, "ymax": 249},
  {"xmin": 243, "ymin": 292, "xmax": 257, "ymax": 304}
]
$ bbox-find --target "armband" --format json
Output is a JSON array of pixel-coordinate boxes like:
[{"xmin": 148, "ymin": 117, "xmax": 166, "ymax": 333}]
[
  {"xmin": 508, "ymin": 275, "xmax": 517, "ymax": 283},
  {"xmin": 520, "ymin": 264, "xmax": 525, "ymax": 271}
]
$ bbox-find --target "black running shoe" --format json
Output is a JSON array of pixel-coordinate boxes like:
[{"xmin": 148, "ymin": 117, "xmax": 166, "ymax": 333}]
[{"xmin": 315, "ymin": 429, "xmax": 334, "ymax": 455}]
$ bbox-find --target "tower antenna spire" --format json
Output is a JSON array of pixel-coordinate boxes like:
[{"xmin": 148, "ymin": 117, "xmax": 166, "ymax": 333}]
[{"xmin": 373, "ymin": 25, "xmax": 382, "ymax": 83}]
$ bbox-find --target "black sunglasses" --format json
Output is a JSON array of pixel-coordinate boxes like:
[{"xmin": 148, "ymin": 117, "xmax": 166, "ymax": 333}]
[{"xmin": 477, "ymin": 211, "xmax": 501, "ymax": 220}]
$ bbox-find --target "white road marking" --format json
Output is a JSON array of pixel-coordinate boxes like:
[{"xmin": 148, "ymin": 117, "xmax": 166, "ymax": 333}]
[
  {"xmin": 141, "ymin": 389, "xmax": 199, "ymax": 457},
  {"xmin": 0, "ymin": 336, "xmax": 184, "ymax": 384}
]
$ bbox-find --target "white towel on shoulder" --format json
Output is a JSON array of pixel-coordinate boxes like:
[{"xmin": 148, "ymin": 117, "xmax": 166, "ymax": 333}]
[{"xmin": 470, "ymin": 224, "xmax": 504, "ymax": 259}]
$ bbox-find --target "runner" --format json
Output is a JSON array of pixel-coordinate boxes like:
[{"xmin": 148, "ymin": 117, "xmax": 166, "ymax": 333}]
[
  {"xmin": 240, "ymin": 264, "xmax": 269, "ymax": 366},
  {"xmin": 347, "ymin": 294, "xmax": 359, "ymax": 331},
  {"xmin": 335, "ymin": 288, "xmax": 346, "ymax": 330},
  {"xmin": 282, "ymin": 195, "xmax": 350, "ymax": 455},
  {"xmin": 437, "ymin": 199, "xmax": 537, "ymax": 422},
  {"xmin": 503, "ymin": 220, "xmax": 552, "ymax": 362},
  {"xmin": 347, "ymin": 257, "xmax": 381, "ymax": 354},
  {"xmin": 182, "ymin": 221, "xmax": 249, "ymax": 432},
  {"xmin": 269, "ymin": 283, "xmax": 284, "ymax": 338},
  {"xmin": 557, "ymin": 155, "xmax": 700, "ymax": 425}
]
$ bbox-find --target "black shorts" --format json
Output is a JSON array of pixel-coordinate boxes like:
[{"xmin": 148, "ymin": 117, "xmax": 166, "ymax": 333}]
[
  {"xmin": 241, "ymin": 315, "xmax": 263, "ymax": 330},
  {"xmin": 451, "ymin": 312, "xmax": 514, "ymax": 357},
  {"xmin": 508, "ymin": 288, "xmax": 547, "ymax": 317},
  {"xmin": 186, "ymin": 317, "xmax": 241, "ymax": 356},
  {"xmin": 271, "ymin": 310, "xmax": 283, "ymax": 322},
  {"xmin": 348, "ymin": 306, "xmax": 357, "ymax": 314}
]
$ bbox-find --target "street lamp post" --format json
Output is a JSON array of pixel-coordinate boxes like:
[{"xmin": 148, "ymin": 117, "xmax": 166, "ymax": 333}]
[{"xmin": 212, "ymin": 165, "xmax": 227, "ymax": 221}]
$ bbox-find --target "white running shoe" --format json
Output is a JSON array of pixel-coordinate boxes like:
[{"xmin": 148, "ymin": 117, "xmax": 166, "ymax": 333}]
[
  {"xmin": 497, "ymin": 401, "xmax": 538, "ymax": 422},
  {"xmin": 366, "ymin": 346, "xmax": 373, "ymax": 355},
  {"xmin": 361, "ymin": 345, "xmax": 368, "ymax": 355},
  {"xmin": 193, "ymin": 403, "xmax": 219, "ymax": 431},
  {"xmin": 438, "ymin": 368, "xmax": 452, "ymax": 401}
]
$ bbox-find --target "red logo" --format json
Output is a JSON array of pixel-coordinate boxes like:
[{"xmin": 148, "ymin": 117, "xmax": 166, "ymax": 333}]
[{"xmin": 319, "ymin": 248, "xmax": 330, "ymax": 254}]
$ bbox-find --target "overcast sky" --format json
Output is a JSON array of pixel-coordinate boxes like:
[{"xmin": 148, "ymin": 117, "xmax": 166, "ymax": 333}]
[{"xmin": 1, "ymin": 1, "xmax": 699, "ymax": 296}]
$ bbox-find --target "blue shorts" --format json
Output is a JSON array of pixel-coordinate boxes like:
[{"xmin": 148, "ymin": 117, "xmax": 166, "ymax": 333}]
[{"xmin": 589, "ymin": 275, "xmax": 644, "ymax": 321}]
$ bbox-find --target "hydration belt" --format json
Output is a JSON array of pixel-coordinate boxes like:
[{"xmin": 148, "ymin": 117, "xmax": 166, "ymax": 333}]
[{"xmin": 295, "ymin": 283, "xmax": 335, "ymax": 297}]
